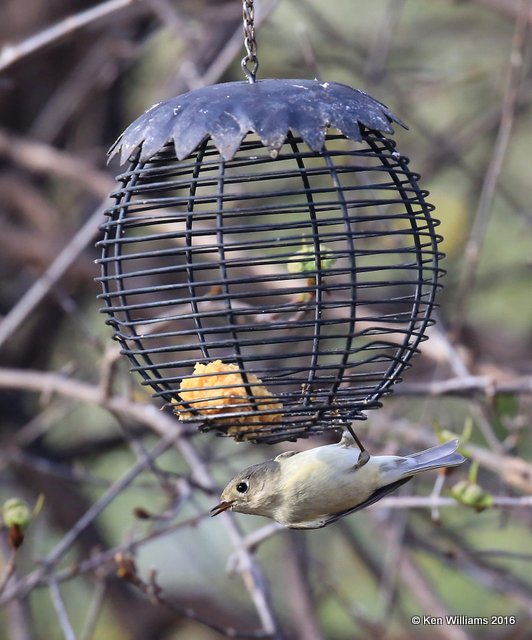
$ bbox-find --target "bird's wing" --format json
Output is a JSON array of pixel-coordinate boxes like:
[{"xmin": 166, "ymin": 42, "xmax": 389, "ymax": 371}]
[{"xmin": 317, "ymin": 476, "xmax": 413, "ymax": 527}]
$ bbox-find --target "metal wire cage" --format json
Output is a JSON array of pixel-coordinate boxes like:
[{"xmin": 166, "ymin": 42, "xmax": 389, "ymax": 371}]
[{"xmin": 97, "ymin": 79, "xmax": 442, "ymax": 443}]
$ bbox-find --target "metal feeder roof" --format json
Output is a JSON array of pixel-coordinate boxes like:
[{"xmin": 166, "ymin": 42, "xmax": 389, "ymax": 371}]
[{"xmin": 109, "ymin": 79, "xmax": 405, "ymax": 164}]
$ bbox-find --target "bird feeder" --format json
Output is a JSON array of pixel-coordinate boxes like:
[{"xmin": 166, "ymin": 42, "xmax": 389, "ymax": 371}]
[{"xmin": 97, "ymin": 4, "xmax": 442, "ymax": 444}]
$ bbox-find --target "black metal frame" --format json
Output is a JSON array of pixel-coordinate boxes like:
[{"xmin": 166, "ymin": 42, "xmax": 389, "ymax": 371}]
[{"xmin": 98, "ymin": 109, "xmax": 442, "ymax": 442}]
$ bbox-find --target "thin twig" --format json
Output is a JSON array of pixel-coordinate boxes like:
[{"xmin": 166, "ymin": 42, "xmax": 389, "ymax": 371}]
[
  {"xmin": 176, "ymin": 436, "xmax": 283, "ymax": 638},
  {"xmin": 284, "ymin": 534, "xmax": 323, "ymax": 640},
  {"xmin": 29, "ymin": 36, "xmax": 120, "ymax": 142},
  {"xmin": 313, "ymin": 560, "xmax": 387, "ymax": 637},
  {"xmin": 295, "ymin": 22, "xmax": 322, "ymax": 80},
  {"xmin": 0, "ymin": 548, "xmax": 16, "ymax": 596},
  {"xmin": 453, "ymin": 3, "xmax": 528, "ymax": 330},
  {"xmin": 231, "ymin": 523, "xmax": 284, "ymax": 556},
  {"xmin": 430, "ymin": 322, "xmax": 505, "ymax": 453},
  {"xmin": 390, "ymin": 82, "xmax": 531, "ymax": 226},
  {"xmin": 0, "ymin": 537, "xmax": 33, "ymax": 640},
  {"xmin": 377, "ymin": 488, "xmax": 409, "ymax": 617},
  {"xmin": 469, "ymin": 0, "xmax": 532, "ymax": 24},
  {"xmin": 429, "ymin": 472, "xmax": 445, "ymax": 522},
  {"xmin": 0, "ymin": 369, "xmax": 284, "ymax": 637},
  {"xmin": 384, "ymin": 532, "xmax": 468, "ymax": 640},
  {"xmin": 46, "ymin": 433, "xmax": 179, "ymax": 568},
  {"xmin": 78, "ymin": 581, "xmax": 107, "ymax": 640},
  {"xmin": 7, "ymin": 401, "xmax": 77, "ymax": 449},
  {"xmin": 0, "ymin": 0, "xmax": 139, "ymax": 72},
  {"xmin": 340, "ymin": 518, "xmax": 466, "ymax": 640},
  {"xmin": 0, "ymin": 432, "xmax": 179, "ymax": 607},
  {"xmin": 0, "ymin": 509, "xmax": 211, "ymax": 608},
  {"xmin": 368, "ymin": 412, "xmax": 532, "ymax": 495},
  {"xmin": 0, "ymin": 200, "xmax": 110, "ymax": 350},
  {"xmin": 408, "ymin": 521, "xmax": 532, "ymax": 614},
  {"xmin": 97, "ymin": 347, "xmax": 122, "ymax": 402},
  {"xmin": 167, "ymin": 0, "xmax": 279, "ymax": 95},
  {"xmin": 375, "ymin": 495, "xmax": 532, "ymax": 509},
  {"xmin": 48, "ymin": 579, "xmax": 78, "ymax": 640},
  {"xmin": 395, "ymin": 375, "xmax": 532, "ymax": 396},
  {"xmin": 2, "ymin": 448, "xmax": 111, "ymax": 487},
  {"xmin": 116, "ymin": 560, "xmax": 272, "ymax": 639},
  {"xmin": 31, "ymin": 509, "xmax": 212, "ymax": 592},
  {"xmin": 363, "ymin": 0, "xmax": 406, "ymax": 83},
  {"xmin": 0, "ymin": 129, "xmax": 113, "ymax": 196}
]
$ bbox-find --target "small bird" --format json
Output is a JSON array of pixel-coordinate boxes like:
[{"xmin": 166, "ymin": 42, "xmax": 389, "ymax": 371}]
[{"xmin": 211, "ymin": 434, "xmax": 465, "ymax": 529}]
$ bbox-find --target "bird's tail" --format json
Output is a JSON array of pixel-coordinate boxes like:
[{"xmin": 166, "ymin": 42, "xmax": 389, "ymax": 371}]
[{"xmin": 408, "ymin": 439, "xmax": 465, "ymax": 474}]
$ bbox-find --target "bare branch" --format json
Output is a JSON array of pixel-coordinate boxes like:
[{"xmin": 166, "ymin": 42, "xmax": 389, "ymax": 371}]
[
  {"xmin": 0, "ymin": 129, "xmax": 113, "ymax": 197},
  {"xmin": 0, "ymin": 200, "xmax": 109, "ymax": 350},
  {"xmin": 284, "ymin": 534, "xmax": 323, "ymax": 640},
  {"xmin": 368, "ymin": 412, "xmax": 532, "ymax": 495},
  {"xmin": 468, "ymin": 0, "xmax": 532, "ymax": 23},
  {"xmin": 375, "ymin": 495, "xmax": 532, "ymax": 509},
  {"xmin": 49, "ymin": 579, "xmax": 77, "ymax": 640},
  {"xmin": 115, "ymin": 557, "xmax": 273, "ymax": 639},
  {"xmin": 0, "ymin": 538, "xmax": 33, "ymax": 640},
  {"xmin": 0, "ymin": 368, "xmax": 283, "ymax": 636},
  {"xmin": 396, "ymin": 374, "xmax": 532, "ymax": 397},
  {"xmin": 0, "ymin": 432, "xmax": 178, "ymax": 607},
  {"xmin": 79, "ymin": 581, "xmax": 107, "ymax": 640},
  {"xmin": 0, "ymin": 0, "xmax": 140, "ymax": 72},
  {"xmin": 429, "ymin": 323, "xmax": 505, "ymax": 454},
  {"xmin": 453, "ymin": 3, "xmax": 529, "ymax": 329},
  {"xmin": 167, "ymin": 0, "xmax": 280, "ymax": 95},
  {"xmin": 0, "ymin": 547, "xmax": 16, "ymax": 596}
]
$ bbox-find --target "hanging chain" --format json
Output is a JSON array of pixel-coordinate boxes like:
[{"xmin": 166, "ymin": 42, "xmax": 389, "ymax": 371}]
[{"xmin": 241, "ymin": 0, "xmax": 259, "ymax": 83}]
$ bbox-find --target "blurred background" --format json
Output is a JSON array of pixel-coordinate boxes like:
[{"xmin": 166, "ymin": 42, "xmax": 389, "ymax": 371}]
[{"xmin": 0, "ymin": 1, "xmax": 531, "ymax": 639}]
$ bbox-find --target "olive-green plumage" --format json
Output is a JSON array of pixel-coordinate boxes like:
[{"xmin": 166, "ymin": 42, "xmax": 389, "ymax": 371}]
[{"xmin": 212, "ymin": 434, "xmax": 464, "ymax": 529}]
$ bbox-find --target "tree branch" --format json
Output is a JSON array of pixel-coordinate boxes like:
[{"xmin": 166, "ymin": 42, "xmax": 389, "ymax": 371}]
[
  {"xmin": 0, "ymin": 200, "xmax": 109, "ymax": 350},
  {"xmin": 0, "ymin": 0, "xmax": 141, "ymax": 72}
]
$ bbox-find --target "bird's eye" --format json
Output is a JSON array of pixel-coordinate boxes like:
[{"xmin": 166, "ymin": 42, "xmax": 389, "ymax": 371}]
[{"xmin": 236, "ymin": 480, "xmax": 249, "ymax": 494}]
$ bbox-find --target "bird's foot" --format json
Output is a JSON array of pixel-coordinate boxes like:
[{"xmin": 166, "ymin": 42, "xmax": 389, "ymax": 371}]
[{"xmin": 353, "ymin": 449, "xmax": 370, "ymax": 470}]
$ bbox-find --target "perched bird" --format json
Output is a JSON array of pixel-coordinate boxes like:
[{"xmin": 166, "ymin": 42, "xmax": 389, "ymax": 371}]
[{"xmin": 211, "ymin": 433, "xmax": 465, "ymax": 529}]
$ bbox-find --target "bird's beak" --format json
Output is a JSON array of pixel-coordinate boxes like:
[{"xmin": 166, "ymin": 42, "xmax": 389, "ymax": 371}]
[{"xmin": 210, "ymin": 500, "xmax": 234, "ymax": 517}]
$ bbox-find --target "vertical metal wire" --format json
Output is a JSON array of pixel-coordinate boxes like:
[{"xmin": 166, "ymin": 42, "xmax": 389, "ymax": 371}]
[
  {"xmin": 364, "ymin": 133, "xmax": 440, "ymax": 404},
  {"xmin": 185, "ymin": 140, "xmax": 210, "ymax": 361},
  {"xmin": 103, "ymin": 148, "xmax": 174, "ymax": 398},
  {"xmin": 321, "ymin": 149, "xmax": 358, "ymax": 408},
  {"xmin": 286, "ymin": 133, "xmax": 322, "ymax": 410},
  {"xmin": 214, "ymin": 155, "xmax": 257, "ymax": 410}
]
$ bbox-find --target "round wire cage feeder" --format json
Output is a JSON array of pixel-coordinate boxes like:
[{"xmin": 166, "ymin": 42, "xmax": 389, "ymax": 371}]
[{"xmin": 97, "ymin": 78, "xmax": 442, "ymax": 444}]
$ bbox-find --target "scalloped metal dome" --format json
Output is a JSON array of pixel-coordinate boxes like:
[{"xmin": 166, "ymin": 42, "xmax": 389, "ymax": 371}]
[{"xmin": 109, "ymin": 78, "xmax": 406, "ymax": 164}]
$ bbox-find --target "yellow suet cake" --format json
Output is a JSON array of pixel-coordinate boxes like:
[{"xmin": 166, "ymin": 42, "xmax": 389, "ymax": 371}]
[{"xmin": 172, "ymin": 360, "xmax": 282, "ymax": 435}]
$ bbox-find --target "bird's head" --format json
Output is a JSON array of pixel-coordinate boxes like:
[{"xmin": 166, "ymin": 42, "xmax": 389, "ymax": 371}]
[{"xmin": 211, "ymin": 460, "xmax": 282, "ymax": 518}]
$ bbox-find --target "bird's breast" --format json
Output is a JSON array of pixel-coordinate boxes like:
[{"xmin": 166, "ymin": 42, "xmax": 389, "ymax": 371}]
[{"xmin": 273, "ymin": 445, "xmax": 382, "ymax": 527}]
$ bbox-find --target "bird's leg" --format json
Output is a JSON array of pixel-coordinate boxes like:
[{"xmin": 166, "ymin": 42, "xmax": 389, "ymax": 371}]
[{"xmin": 345, "ymin": 424, "xmax": 370, "ymax": 470}]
